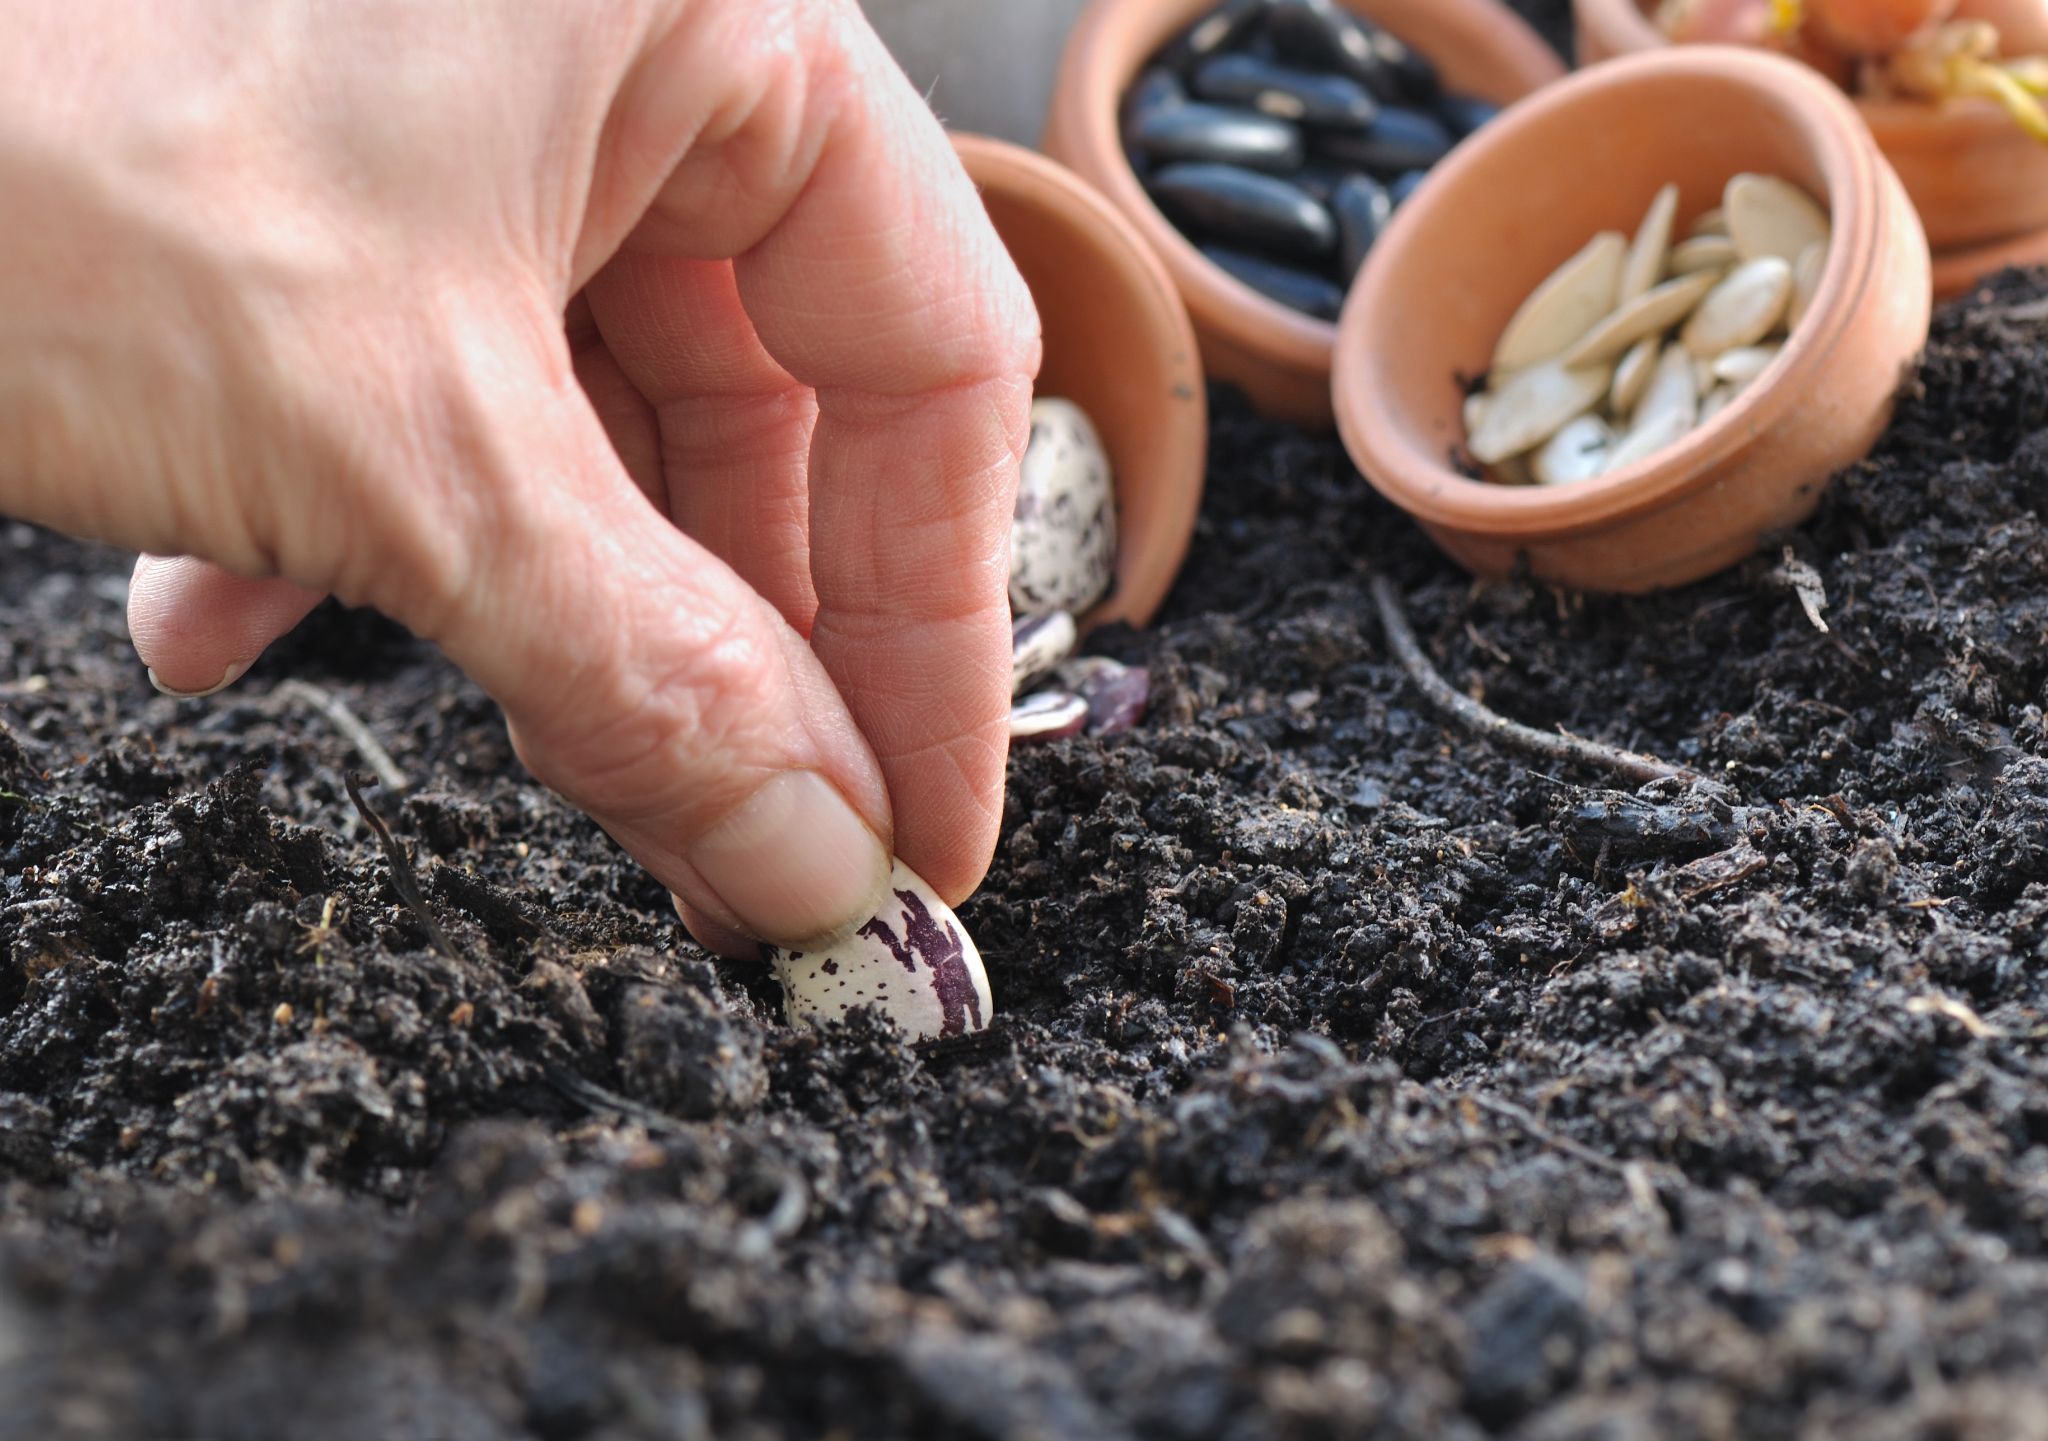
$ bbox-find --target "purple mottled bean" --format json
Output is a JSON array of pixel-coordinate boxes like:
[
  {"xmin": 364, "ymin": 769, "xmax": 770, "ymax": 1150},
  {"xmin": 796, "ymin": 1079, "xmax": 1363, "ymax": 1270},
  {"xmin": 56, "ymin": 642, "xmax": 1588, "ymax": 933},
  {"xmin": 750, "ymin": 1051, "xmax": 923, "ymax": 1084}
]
[{"xmin": 1061, "ymin": 657, "xmax": 1153, "ymax": 736}]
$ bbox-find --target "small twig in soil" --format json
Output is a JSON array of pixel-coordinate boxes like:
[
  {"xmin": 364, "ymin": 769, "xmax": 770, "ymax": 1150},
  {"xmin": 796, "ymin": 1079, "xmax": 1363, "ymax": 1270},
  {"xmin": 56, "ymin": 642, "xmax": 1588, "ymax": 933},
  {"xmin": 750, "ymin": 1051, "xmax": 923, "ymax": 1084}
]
[
  {"xmin": 343, "ymin": 772, "xmax": 463, "ymax": 964},
  {"xmin": 1370, "ymin": 575, "xmax": 1697, "ymax": 787},
  {"xmin": 543, "ymin": 1063, "xmax": 682, "ymax": 1133},
  {"xmin": 275, "ymin": 680, "xmax": 409, "ymax": 792},
  {"xmin": 1464, "ymin": 1091, "xmax": 1629, "ymax": 1177}
]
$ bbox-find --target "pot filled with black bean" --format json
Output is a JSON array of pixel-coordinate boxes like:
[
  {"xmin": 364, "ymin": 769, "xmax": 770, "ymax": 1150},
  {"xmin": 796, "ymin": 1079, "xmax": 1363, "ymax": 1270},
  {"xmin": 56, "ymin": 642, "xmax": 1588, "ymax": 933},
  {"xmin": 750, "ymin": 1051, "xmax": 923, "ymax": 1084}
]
[{"xmin": 1046, "ymin": 0, "xmax": 1565, "ymax": 423}]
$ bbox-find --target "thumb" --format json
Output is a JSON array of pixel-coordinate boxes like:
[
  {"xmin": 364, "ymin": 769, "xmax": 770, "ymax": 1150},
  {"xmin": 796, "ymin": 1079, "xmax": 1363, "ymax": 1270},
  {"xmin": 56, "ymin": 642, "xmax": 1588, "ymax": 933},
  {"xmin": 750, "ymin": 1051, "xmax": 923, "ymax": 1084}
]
[{"xmin": 417, "ymin": 345, "xmax": 897, "ymax": 951}]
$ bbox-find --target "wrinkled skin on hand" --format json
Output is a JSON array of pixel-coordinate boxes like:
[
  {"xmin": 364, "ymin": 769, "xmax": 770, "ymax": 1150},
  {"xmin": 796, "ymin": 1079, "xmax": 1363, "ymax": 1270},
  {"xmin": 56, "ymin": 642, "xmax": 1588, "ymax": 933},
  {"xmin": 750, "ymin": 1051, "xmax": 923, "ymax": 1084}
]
[{"xmin": 0, "ymin": 0, "xmax": 1042, "ymax": 952}]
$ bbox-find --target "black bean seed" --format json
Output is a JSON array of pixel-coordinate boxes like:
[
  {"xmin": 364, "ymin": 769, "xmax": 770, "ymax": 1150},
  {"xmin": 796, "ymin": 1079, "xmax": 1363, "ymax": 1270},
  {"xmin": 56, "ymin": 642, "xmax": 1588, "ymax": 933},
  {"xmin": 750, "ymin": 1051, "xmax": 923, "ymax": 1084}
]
[
  {"xmin": 1128, "ymin": 101, "xmax": 1305, "ymax": 173},
  {"xmin": 1388, "ymin": 169, "xmax": 1428, "ymax": 207},
  {"xmin": 1330, "ymin": 173, "xmax": 1393, "ymax": 281},
  {"xmin": 1313, "ymin": 106, "xmax": 1452, "ymax": 177},
  {"xmin": 1366, "ymin": 28, "xmax": 1440, "ymax": 106},
  {"xmin": 1437, "ymin": 94, "xmax": 1501, "ymax": 139},
  {"xmin": 1191, "ymin": 54, "xmax": 1378, "ymax": 131},
  {"xmin": 1160, "ymin": 0, "xmax": 1272, "ymax": 75},
  {"xmin": 1148, "ymin": 163, "xmax": 1337, "ymax": 261},
  {"xmin": 1121, "ymin": 66, "xmax": 1186, "ymax": 136},
  {"xmin": 1292, "ymin": 163, "xmax": 1359, "ymax": 203},
  {"xmin": 1202, "ymin": 245, "xmax": 1347, "ymax": 319},
  {"xmin": 1264, "ymin": 0, "xmax": 1401, "ymax": 100}
]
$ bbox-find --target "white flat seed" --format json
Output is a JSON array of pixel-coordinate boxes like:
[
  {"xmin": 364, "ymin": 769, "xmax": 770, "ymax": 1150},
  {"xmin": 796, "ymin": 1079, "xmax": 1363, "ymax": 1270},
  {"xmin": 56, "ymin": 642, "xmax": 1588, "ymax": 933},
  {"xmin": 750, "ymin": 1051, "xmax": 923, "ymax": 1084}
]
[
  {"xmin": 1788, "ymin": 239, "xmax": 1826, "ymax": 330},
  {"xmin": 1725, "ymin": 173, "xmax": 1830, "ymax": 264},
  {"xmin": 1699, "ymin": 383, "xmax": 1738, "ymax": 426},
  {"xmin": 1463, "ymin": 390, "xmax": 1491, "ymax": 437},
  {"xmin": 1692, "ymin": 355, "xmax": 1718, "ymax": 397},
  {"xmin": 1634, "ymin": 341, "xmax": 1698, "ymax": 437},
  {"xmin": 1690, "ymin": 206, "xmax": 1728, "ymax": 237},
  {"xmin": 1712, "ymin": 343, "xmax": 1781, "ymax": 389},
  {"xmin": 1533, "ymin": 415, "xmax": 1616, "ymax": 486},
  {"xmin": 1610, "ymin": 337, "xmax": 1661, "ymax": 417},
  {"xmin": 770, "ymin": 859, "xmax": 993, "ymax": 1041},
  {"xmin": 1492, "ymin": 231, "xmax": 1627, "ymax": 372},
  {"xmin": 1670, "ymin": 235, "xmax": 1738, "ymax": 275},
  {"xmin": 1468, "ymin": 359, "xmax": 1614, "ymax": 464},
  {"xmin": 1605, "ymin": 406, "xmax": 1693, "ymax": 474},
  {"xmin": 1681, "ymin": 257, "xmax": 1792, "ymax": 358},
  {"xmin": 1621, "ymin": 183, "xmax": 1680, "ymax": 303},
  {"xmin": 1011, "ymin": 398, "xmax": 1117, "ymax": 618},
  {"xmin": 1011, "ymin": 610, "xmax": 1078, "ymax": 695},
  {"xmin": 1557, "ymin": 269, "xmax": 1719, "ymax": 368}
]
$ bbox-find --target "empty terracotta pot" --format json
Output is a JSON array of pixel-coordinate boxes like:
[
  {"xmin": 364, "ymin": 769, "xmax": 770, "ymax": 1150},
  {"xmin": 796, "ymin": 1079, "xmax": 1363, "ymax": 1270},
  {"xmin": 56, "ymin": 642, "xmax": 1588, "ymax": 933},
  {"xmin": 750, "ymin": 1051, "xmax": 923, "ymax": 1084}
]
[
  {"xmin": 953, "ymin": 134, "xmax": 1207, "ymax": 630},
  {"xmin": 1332, "ymin": 46, "xmax": 1931, "ymax": 593},
  {"xmin": 1043, "ymin": 0, "xmax": 1565, "ymax": 427},
  {"xmin": 1575, "ymin": 0, "xmax": 2048, "ymax": 270}
]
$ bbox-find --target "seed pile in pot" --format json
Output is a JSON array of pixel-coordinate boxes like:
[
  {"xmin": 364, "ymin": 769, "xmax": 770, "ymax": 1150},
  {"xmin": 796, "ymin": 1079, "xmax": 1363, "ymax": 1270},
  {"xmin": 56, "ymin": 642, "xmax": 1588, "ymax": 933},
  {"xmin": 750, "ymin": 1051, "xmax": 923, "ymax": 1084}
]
[
  {"xmin": 1123, "ymin": 0, "xmax": 1503, "ymax": 318},
  {"xmin": 1464, "ymin": 172, "xmax": 1832, "ymax": 485}
]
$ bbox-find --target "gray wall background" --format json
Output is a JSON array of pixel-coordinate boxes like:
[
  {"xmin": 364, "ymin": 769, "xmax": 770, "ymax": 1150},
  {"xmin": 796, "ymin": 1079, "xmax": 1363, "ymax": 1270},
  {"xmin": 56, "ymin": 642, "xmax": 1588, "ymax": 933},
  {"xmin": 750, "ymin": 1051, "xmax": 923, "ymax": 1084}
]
[{"xmin": 859, "ymin": 0, "xmax": 1094, "ymax": 144}]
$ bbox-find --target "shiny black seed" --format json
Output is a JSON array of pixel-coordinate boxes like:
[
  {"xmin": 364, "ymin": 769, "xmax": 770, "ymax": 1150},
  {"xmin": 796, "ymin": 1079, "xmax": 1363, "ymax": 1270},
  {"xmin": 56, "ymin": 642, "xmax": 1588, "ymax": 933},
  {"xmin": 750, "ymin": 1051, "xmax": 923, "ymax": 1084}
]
[
  {"xmin": 1159, "ymin": 0, "xmax": 1272, "ymax": 74},
  {"xmin": 1128, "ymin": 101, "xmax": 1305, "ymax": 174},
  {"xmin": 1265, "ymin": 0, "xmax": 1400, "ymax": 98},
  {"xmin": 1190, "ymin": 53, "xmax": 1378, "ymax": 131},
  {"xmin": 1147, "ymin": 162, "xmax": 1337, "ymax": 261},
  {"xmin": 1437, "ymin": 93, "xmax": 1501, "ymax": 139},
  {"xmin": 1313, "ymin": 106, "xmax": 1452, "ymax": 177},
  {"xmin": 1202, "ymin": 245, "xmax": 1346, "ymax": 319},
  {"xmin": 1121, "ymin": 66, "xmax": 1187, "ymax": 140},
  {"xmin": 1330, "ymin": 173, "xmax": 1393, "ymax": 281},
  {"xmin": 1367, "ymin": 27, "xmax": 1440, "ymax": 106}
]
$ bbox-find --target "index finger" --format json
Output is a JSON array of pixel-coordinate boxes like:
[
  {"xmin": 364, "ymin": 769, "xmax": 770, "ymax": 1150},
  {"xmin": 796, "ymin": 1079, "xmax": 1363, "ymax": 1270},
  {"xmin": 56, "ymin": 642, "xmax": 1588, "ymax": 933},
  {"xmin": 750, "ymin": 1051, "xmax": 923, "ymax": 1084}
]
[{"xmin": 613, "ymin": 1, "xmax": 1042, "ymax": 903}]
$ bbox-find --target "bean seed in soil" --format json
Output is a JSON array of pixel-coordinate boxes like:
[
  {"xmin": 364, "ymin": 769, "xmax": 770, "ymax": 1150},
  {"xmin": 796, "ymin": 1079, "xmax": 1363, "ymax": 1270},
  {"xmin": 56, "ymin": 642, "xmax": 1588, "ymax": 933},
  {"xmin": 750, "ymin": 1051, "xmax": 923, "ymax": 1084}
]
[{"xmin": 1011, "ymin": 398, "xmax": 1117, "ymax": 618}]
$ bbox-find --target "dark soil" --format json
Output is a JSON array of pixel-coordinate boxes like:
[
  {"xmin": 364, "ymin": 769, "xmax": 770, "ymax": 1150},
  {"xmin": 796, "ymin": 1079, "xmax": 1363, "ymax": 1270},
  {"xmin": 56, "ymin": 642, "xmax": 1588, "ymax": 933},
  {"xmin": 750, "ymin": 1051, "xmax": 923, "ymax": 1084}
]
[{"xmin": 13, "ymin": 48, "xmax": 2048, "ymax": 1441}]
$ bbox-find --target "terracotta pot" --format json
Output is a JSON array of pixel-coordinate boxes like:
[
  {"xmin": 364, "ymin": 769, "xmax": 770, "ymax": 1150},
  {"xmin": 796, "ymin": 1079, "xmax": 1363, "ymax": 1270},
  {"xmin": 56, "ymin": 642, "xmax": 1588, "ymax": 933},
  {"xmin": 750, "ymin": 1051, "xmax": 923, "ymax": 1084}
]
[
  {"xmin": 1931, "ymin": 220, "xmax": 2048, "ymax": 297},
  {"xmin": 953, "ymin": 134, "xmax": 1207, "ymax": 630},
  {"xmin": 1575, "ymin": 0, "xmax": 2048, "ymax": 253},
  {"xmin": 1043, "ymin": 0, "xmax": 1565, "ymax": 427},
  {"xmin": 1332, "ymin": 47, "xmax": 1931, "ymax": 593}
]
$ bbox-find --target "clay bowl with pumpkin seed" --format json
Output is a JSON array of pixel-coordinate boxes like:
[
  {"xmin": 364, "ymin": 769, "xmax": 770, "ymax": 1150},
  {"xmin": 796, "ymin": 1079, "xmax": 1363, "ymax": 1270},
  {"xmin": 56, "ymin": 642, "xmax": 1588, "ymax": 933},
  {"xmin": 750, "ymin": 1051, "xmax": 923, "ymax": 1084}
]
[
  {"xmin": 1043, "ymin": 0, "xmax": 1564, "ymax": 426},
  {"xmin": 954, "ymin": 134, "xmax": 1207, "ymax": 631},
  {"xmin": 1332, "ymin": 46, "xmax": 1931, "ymax": 594}
]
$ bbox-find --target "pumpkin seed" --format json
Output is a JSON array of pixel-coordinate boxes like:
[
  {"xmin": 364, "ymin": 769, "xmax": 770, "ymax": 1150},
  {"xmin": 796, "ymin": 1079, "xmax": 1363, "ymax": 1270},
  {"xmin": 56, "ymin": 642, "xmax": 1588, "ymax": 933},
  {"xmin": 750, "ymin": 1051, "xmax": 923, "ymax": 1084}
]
[
  {"xmin": 1788, "ymin": 239, "xmax": 1826, "ymax": 331},
  {"xmin": 1681, "ymin": 257, "xmax": 1792, "ymax": 358},
  {"xmin": 1491, "ymin": 231, "xmax": 1626, "ymax": 371},
  {"xmin": 1468, "ymin": 359, "xmax": 1614, "ymax": 464},
  {"xmin": 1558, "ymin": 269, "xmax": 1719, "ymax": 368},
  {"xmin": 1621, "ymin": 183, "xmax": 1679, "ymax": 303},
  {"xmin": 1533, "ymin": 415, "xmax": 1616, "ymax": 485},
  {"xmin": 1610, "ymin": 337, "xmax": 1661, "ymax": 418},
  {"xmin": 1670, "ymin": 234, "xmax": 1738, "ymax": 275},
  {"xmin": 1725, "ymin": 173, "xmax": 1830, "ymax": 264}
]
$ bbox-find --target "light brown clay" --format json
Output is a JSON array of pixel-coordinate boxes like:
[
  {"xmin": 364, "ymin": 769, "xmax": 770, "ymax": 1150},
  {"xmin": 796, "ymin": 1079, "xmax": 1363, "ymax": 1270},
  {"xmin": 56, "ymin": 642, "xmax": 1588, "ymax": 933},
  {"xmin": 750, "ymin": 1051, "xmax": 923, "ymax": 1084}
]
[
  {"xmin": 1044, "ymin": 0, "xmax": 1565, "ymax": 427},
  {"xmin": 1576, "ymin": 0, "xmax": 2048, "ymax": 253},
  {"xmin": 1331, "ymin": 47, "xmax": 1931, "ymax": 594},
  {"xmin": 954, "ymin": 134, "xmax": 1206, "ymax": 630}
]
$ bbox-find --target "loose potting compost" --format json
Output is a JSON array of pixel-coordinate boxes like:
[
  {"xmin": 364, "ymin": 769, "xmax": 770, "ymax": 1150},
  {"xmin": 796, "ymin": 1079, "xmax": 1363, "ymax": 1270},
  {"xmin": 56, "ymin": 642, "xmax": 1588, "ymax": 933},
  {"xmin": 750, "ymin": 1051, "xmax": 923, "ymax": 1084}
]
[{"xmin": 16, "ymin": 1, "xmax": 2048, "ymax": 1438}]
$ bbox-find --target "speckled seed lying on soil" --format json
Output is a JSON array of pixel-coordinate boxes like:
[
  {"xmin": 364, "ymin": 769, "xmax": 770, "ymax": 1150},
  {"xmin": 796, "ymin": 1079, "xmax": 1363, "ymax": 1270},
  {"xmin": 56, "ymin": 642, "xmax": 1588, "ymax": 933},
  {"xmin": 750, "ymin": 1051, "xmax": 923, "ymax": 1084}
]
[
  {"xmin": 1466, "ymin": 172, "xmax": 1829, "ymax": 483},
  {"xmin": 768, "ymin": 860, "xmax": 992, "ymax": 1040},
  {"xmin": 1011, "ymin": 610, "xmax": 1078, "ymax": 695},
  {"xmin": 1125, "ymin": 0, "xmax": 1501, "ymax": 314},
  {"xmin": 1010, "ymin": 398, "xmax": 1117, "ymax": 618}
]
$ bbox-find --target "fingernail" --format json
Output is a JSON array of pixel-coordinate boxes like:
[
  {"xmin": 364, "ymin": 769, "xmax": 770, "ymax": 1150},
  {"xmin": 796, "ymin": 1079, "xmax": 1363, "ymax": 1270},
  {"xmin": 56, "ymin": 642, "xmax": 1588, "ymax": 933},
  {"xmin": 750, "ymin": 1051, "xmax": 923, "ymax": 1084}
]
[
  {"xmin": 147, "ymin": 661, "xmax": 250, "ymax": 699},
  {"xmin": 686, "ymin": 771, "xmax": 891, "ymax": 949}
]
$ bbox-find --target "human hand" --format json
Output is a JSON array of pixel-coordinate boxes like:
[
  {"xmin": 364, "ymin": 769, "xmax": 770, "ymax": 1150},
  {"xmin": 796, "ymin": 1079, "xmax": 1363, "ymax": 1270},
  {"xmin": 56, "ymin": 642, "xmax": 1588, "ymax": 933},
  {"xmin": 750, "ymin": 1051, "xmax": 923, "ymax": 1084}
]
[{"xmin": 0, "ymin": 0, "xmax": 1040, "ymax": 950}]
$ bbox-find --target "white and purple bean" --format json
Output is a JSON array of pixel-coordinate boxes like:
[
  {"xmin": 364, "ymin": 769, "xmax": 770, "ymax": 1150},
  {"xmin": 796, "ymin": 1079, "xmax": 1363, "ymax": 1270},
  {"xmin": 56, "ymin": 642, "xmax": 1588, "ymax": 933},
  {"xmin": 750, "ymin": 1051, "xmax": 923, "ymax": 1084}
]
[
  {"xmin": 1058, "ymin": 656, "xmax": 1152, "ymax": 737},
  {"xmin": 1008, "ymin": 689, "xmax": 1092, "ymax": 743},
  {"xmin": 1012, "ymin": 610, "xmax": 1079, "ymax": 695},
  {"xmin": 1011, "ymin": 398, "xmax": 1117, "ymax": 619},
  {"xmin": 1125, "ymin": 0, "xmax": 1501, "ymax": 316},
  {"xmin": 770, "ymin": 859, "xmax": 993, "ymax": 1041}
]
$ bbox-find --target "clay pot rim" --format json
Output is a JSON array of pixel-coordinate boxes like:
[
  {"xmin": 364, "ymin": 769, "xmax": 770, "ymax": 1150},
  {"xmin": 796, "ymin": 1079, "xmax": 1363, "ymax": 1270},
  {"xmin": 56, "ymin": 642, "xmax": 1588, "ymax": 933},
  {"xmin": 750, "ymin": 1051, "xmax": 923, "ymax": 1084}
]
[
  {"xmin": 950, "ymin": 132, "xmax": 1207, "ymax": 632},
  {"xmin": 1051, "ymin": 0, "xmax": 1566, "ymax": 374},
  {"xmin": 1333, "ymin": 45, "xmax": 1885, "ymax": 541},
  {"xmin": 1574, "ymin": 0, "xmax": 2025, "ymax": 140}
]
